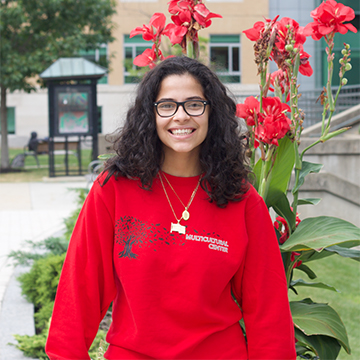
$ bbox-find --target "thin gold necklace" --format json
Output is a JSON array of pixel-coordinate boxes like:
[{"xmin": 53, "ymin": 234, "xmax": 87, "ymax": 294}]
[{"xmin": 159, "ymin": 171, "xmax": 202, "ymax": 234}]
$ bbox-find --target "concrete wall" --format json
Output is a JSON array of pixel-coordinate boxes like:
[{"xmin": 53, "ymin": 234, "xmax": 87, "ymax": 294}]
[
  {"xmin": 293, "ymin": 130, "xmax": 360, "ymax": 227},
  {"xmin": 300, "ymin": 136, "xmax": 360, "ymax": 186},
  {"xmin": 289, "ymin": 172, "xmax": 360, "ymax": 227}
]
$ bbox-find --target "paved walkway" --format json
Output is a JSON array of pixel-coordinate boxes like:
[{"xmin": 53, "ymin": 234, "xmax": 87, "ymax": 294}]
[{"xmin": 0, "ymin": 177, "xmax": 87, "ymax": 358}]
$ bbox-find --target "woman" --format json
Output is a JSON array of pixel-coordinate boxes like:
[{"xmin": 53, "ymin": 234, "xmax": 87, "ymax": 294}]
[{"xmin": 46, "ymin": 56, "xmax": 296, "ymax": 359}]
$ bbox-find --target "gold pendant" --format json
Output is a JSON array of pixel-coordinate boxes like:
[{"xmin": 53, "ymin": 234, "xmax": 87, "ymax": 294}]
[
  {"xmin": 170, "ymin": 222, "xmax": 186, "ymax": 234},
  {"xmin": 182, "ymin": 209, "xmax": 190, "ymax": 221}
]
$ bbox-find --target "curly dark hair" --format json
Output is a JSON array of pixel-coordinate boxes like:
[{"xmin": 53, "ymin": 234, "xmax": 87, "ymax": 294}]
[{"xmin": 102, "ymin": 56, "xmax": 251, "ymax": 207}]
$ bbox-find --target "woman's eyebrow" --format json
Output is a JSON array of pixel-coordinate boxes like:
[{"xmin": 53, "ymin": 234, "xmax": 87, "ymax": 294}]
[
  {"xmin": 186, "ymin": 96, "xmax": 205, "ymax": 100},
  {"xmin": 156, "ymin": 96, "xmax": 205, "ymax": 101},
  {"xmin": 156, "ymin": 97, "xmax": 174, "ymax": 102}
]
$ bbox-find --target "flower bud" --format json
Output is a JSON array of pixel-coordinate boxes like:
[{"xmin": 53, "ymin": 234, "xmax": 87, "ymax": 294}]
[
  {"xmin": 341, "ymin": 49, "xmax": 347, "ymax": 55},
  {"xmin": 345, "ymin": 63, "xmax": 352, "ymax": 71},
  {"xmin": 344, "ymin": 43, "xmax": 350, "ymax": 50},
  {"xmin": 339, "ymin": 58, "xmax": 344, "ymax": 64},
  {"xmin": 293, "ymin": 48, "xmax": 298, "ymax": 53},
  {"xmin": 285, "ymin": 44, "xmax": 293, "ymax": 52},
  {"xmin": 342, "ymin": 78, "xmax": 348, "ymax": 85}
]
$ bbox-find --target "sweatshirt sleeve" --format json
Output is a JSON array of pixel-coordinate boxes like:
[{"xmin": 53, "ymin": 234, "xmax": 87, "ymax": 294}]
[
  {"xmin": 46, "ymin": 178, "xmax": 117, "ymax": 360},
  {"xmin": 232, "ymin": 188, "xmax": 296, "ymax": 359}
]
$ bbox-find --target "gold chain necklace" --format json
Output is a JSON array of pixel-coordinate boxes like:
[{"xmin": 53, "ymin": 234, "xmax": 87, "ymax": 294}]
[{"xmin": 158, "ymin": 171, "xmax": 202, "ymax": 234}]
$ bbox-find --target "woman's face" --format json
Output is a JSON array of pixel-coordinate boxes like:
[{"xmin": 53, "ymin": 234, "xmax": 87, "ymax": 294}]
[{"xmin": 155, "ymin": 74, "xmax": 209, "ymax": 160}]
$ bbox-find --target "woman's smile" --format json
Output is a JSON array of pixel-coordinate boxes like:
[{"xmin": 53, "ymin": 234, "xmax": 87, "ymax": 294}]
[{"xmin": 168, "ymin": 127, "xmax": 195, "ymax": 136}]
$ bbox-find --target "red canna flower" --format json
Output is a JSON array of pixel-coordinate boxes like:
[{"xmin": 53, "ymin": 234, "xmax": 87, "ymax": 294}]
[
  {"xmin": 274, "ymin": 216, "xmax": 289, "ymax": 244},
  {"xmin": 193, "ymin": 3, "xmax": 222, "ymax": 28},
  {"xmin": 243, "ymin": 21, "xmax": 266, "ymax": 41},
  {"xmin": 304, "ymin": 0, "xmax": 358, "ymax": 40},
  {"xmin": 131, "ymin": 1, "xmax": 221, "ymax": 67},
  {"xmin": 133, "ymin": 45, "xmax": 176, "ymax": 69},
  {"xmin": 130, "ymin": 13, "xmax": 167, "ymax": 43},
  {"xmin": 237, "ymin": 96, "xmax": 291, "ymax": 147},
  {"xmin": 133, "ymin": 46, "xmax": 158, "ymax": 68},
  {"xmin": 130, "ymin": 13, "xmax": 169, "ymax": 67},
  {"xmin": 298, "ymin": 47, "xmax": 313, "ymax": 76},
  {"xmin": 171, "ymin": 9, "xmax": 192, "ymax": 26},
  {"xmin": 244, "ymin": 16, "xmax": 313, "ymax": 77},
  {"xmin": 256, "ymin": 97, "xmax": 291, "ymax": 146},
  {"xmin": 243, "ymin": 16, "xmax": 279, "ymax": 42},
  {"xmin": 291, "ymin": 252, "xmax": 301, "ymax": 262},
  {"xmin": 271, "ymin": 17, "xmax": 313, "ymax": 77},
  {"xmin": 236, "ymin": 96, "xmax": 260, "ymax": 127},
  {"xmin": 290, "ymin": 252, "xmax": 303, "ymax": 268},
  {"xmin": 276, "ymin": 17, "xmax": 307, "ymax": 52},
  {"xmin": 163, "ymin": 23, "xmax": 188, "ymax": 45},
  {"xmin": 274, "ymin": 210, "xmax": 301, "ymax": 245},
  {"xmin": 130, "ymin": 13, "xmax": 182, "ymax": 67},
  {"xmin": 168, "ymin": 0, "xmax": 193, "ymax": 15},
  {"xmin": 268, "ymin": 69, "xmax": 290, "ymax": 101},
  {"xmin": 167, "ymin": 0, "xmax": 222, "ymax": 46}
]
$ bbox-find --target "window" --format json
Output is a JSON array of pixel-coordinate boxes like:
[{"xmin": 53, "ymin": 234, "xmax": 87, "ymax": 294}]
[
  {"xmin": 78, "ymin": 44, "xmax": 108, "ymax": 84},
  {"xmin": 210, "ymin": 35, "xmax": 241, "ymax": 83},
  {"xmin": 124, "ymin": 34, "xmax": 152, "ymax": 84},
  {"xmin": 0, "ymin": 107, "xmax": 15, "ymax": 134}
]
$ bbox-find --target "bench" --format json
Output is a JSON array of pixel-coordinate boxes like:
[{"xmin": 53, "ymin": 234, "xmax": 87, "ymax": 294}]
[
  {"xmin": 37, "ymin": 140, "xmax": 79, "ymax": 155},
  {"xmin": 24, "ymin": 140, "xmax": 80, "ymax": 168}
]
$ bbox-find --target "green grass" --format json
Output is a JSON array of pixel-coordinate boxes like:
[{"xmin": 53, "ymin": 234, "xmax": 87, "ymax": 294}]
[
  {"xmin": 290, "ymin": 255, "xmax": 360, "ymax": 360},
  {"xmin": 0, "ymin": 148, "xmax": 93, "ymax": 182}
]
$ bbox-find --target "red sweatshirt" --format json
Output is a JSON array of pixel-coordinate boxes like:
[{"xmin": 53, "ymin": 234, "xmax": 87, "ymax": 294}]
[{"xmin": 46, "ymin": 173, "xmax": 296, "ymax": 360}]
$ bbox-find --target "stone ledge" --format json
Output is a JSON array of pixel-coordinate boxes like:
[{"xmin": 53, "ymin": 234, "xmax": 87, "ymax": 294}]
[
  {"xmin": 302, "ymin": 104, "xmax": 360, "ymax": 137},
  {"xmin": 299, "ymin": 136, "xmax": 360, "ymax": 155},
  {"xmin": 290, "ymin": 171, "xmax": 360, "ymax": 207}
]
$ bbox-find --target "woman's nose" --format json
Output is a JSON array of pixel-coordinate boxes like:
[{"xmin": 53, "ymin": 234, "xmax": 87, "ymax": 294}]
[{"xmin": 173, "ymin": 104, "xmax": 190, "ymax": 121}]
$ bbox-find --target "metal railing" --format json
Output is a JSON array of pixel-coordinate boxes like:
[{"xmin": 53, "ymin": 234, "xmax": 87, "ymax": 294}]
[
  {"xmin": 299, "ymin": 85, "xmax": 360, "ymax": 128},
  {"xmin": 235, "ymin": 84, "xmax": 360, "ymax": 128}
]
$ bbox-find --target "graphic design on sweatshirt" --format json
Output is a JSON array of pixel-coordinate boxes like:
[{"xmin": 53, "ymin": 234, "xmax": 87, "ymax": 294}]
[
  {"xmin": 114, "ymin": 216, "xmax": 229, "ymax": 259},
  {"xmin": 114, "ymin": 216, "xmax": 185, "ymax": 259},
  {"xmin": 185, "ymin": 233, "xmax": 229, "ymax": 253}
]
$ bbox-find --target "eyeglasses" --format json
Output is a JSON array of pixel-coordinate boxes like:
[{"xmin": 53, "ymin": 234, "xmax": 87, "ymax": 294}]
[{"xmin": 154, "ymin": 100, "xmax": 210, "ymax": 117}]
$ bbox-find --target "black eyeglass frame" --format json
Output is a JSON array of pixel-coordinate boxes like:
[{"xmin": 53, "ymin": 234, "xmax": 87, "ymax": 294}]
[{"xmin": 153, "ymin": 100, "xmax": 210, "ymax": 117}]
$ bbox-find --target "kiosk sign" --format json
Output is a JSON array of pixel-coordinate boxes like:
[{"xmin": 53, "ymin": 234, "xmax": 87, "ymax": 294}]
[{"xmin": 54, "ymin": 85, "xmax": 92, "ymax": 136}]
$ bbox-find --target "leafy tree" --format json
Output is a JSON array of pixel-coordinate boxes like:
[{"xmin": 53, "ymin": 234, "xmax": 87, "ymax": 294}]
[{"xmin": 0, "ymin": 0, "xmax": 116, "ymax": 169}]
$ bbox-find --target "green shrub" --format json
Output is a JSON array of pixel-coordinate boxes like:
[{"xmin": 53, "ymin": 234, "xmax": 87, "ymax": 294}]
[
  {"xmin": 18, "ymin": 253, "xmax": 65, "ymax": 308},
  {"xmin": 34, "ymin": 301, "xmax": 54, "ymax": 334},
  {"xmin": 13, "ymin": 324, "xmax": 108, "ymax": 360},
  {"xmin": 11, "ymin": 320, "xmax": 50, "ymax": 359},
  {"xmin": 8, "ymin": 237, "xmax": 68, "ymax": 266},
  {"xmin": 13, "ymin": 332, "xmax": 49, "ymax": 360}
]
